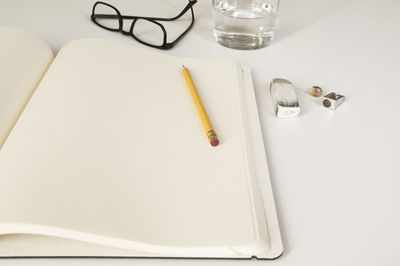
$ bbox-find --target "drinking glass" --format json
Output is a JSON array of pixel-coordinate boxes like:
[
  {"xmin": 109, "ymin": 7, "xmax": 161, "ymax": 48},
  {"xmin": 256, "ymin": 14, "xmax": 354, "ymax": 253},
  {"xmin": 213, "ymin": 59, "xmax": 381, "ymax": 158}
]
[{"xmin": 212, "ymin": 0, "xmax": 279, "ymax": 49}]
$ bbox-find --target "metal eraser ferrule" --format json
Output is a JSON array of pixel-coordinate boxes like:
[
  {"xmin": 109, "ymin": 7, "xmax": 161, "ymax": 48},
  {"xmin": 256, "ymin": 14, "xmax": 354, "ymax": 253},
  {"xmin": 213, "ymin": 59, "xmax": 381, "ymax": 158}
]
[{"xmin": 270, "ymin": 78, "xmax": 300, "ymax": 118}]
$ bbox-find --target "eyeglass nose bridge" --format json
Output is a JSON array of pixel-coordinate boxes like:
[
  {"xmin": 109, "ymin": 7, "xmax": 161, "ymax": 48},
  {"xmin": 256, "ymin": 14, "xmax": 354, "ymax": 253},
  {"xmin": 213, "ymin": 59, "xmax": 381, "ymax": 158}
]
[
  {"xmin": 118, "ymin": 17, "xmax": 139, "ymax": 36},
  {"xmin": 121, "ymin": 29, "xmax": 132, "ymax": 36}
]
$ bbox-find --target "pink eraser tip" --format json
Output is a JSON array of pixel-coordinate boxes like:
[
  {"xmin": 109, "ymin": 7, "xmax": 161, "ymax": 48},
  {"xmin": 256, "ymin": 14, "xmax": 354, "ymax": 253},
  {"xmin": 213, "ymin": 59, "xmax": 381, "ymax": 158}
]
[{"xmin": 210, "ymin": 139, "xmax": 219, "ymax": 147}]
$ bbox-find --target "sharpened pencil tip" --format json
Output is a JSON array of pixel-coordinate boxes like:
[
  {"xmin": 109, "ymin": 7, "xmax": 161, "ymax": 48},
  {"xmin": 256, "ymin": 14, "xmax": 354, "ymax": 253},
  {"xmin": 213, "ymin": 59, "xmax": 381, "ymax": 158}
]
[{"xmin": 182, "ymin": 65, "xmax": 186, "ymax": 69}]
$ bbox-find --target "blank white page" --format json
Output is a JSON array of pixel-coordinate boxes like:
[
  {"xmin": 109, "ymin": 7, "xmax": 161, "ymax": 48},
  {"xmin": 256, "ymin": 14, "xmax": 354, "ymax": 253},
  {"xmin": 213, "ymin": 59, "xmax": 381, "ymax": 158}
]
[
  {"xmin": 0, "ymin": 27, "xmax": 53, "ymax": 147},
  {"xmin": 0, "ymin": 39, "xmax": 269, "ymax": 258}
]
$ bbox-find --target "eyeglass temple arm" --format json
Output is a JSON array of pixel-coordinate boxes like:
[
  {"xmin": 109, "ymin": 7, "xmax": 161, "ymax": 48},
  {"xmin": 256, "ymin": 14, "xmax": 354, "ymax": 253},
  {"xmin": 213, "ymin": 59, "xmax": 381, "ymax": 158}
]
[
  {"xmin": 92, "ymin": 0, "xmax": 197, "ymax": 21},
  {"xmin": 169, "ymin": 6, "xmax": 195, "ymax": 47},
  {"xmin": 121, "ymin": 0, "xmax": 197, "ymax": 21}
]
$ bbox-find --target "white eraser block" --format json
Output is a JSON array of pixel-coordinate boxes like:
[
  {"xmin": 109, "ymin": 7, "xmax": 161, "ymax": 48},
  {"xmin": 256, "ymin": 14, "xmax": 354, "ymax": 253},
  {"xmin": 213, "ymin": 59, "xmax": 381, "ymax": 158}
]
[{"xmin": 270, "ymin": 78, "xmax": 300, "ymax": 118}]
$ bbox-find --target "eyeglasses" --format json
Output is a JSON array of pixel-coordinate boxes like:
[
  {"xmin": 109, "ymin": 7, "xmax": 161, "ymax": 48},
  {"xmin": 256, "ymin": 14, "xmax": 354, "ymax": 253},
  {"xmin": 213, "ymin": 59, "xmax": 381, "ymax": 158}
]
[{"xmin": 91, "ymin": 0, "xmax": 197, "ymax": 50}]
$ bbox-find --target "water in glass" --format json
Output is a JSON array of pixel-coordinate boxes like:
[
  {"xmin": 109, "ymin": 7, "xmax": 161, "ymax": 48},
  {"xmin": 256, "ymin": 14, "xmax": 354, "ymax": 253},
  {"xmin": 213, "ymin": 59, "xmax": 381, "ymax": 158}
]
[{"xmin": 212, "ymin": 0, "xmax": 278, "ymax": 49}]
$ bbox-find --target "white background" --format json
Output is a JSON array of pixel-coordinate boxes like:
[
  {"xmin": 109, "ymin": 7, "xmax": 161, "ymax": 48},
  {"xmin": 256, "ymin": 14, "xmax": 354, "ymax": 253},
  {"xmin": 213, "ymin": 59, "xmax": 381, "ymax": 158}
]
[{"xmin": 1, "ymin": 0, "xmax": 399, "ymax": 265}]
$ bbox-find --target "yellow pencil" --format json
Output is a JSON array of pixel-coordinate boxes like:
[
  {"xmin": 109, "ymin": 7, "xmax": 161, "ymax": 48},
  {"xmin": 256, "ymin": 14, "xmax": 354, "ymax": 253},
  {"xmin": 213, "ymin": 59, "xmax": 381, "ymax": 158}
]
[{"xmin": 182, "ymin": 65, "xmax": 219, "ymax": 147}]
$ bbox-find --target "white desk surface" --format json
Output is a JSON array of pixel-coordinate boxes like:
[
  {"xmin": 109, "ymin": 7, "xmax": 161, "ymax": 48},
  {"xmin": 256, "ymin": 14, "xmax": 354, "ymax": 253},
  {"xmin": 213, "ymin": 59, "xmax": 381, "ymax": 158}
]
[{"xmin": 1, "ymin": 0, "xmax": 399, "ymax": 265}]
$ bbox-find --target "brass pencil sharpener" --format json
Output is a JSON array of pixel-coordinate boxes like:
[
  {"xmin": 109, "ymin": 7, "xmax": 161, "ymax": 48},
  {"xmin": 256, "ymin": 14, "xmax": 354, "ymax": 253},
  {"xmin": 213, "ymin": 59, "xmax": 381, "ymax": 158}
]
[{"xmin": 323, "ymin": 92, "xmax": 345, "ymax": 110}]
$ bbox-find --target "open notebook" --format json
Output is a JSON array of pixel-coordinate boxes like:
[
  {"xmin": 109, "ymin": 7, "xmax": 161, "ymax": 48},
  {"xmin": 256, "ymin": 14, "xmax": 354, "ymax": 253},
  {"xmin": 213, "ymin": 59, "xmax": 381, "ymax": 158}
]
[{"xmin": 0, "ymin": 27, "xmax": 282, "ymax": 259}]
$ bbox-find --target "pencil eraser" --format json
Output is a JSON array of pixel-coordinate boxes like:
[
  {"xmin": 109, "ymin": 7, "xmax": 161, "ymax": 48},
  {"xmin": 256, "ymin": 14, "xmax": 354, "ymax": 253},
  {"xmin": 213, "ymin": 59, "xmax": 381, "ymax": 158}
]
[{"xmin": 210, "ymin": 139, "xmax": 219, "ymax": 147}]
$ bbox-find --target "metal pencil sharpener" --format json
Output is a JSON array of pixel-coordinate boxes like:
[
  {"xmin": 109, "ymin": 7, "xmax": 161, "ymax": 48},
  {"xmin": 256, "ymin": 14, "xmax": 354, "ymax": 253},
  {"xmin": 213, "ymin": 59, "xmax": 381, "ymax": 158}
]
[{"xmin": 323, "ymin": 92, "xmax": 345, "ymax": 110}]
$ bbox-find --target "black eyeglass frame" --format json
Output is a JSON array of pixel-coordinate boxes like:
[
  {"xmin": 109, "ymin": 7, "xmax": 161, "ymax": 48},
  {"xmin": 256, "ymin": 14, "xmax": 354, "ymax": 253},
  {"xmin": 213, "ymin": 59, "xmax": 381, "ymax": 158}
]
[{"xmin": 91, "ymin": 0, "xmax": 197, "ymax": 50}]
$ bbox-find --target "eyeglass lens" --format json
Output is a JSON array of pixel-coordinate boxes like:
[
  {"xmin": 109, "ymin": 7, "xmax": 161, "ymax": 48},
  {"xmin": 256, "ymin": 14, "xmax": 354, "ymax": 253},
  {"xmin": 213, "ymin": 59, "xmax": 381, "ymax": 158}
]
[
  {"xmin": 132, "ymin": 20, "xmax": 165, "ymax": 46},
  {"xmin": 93, "ymin": 3, "xmax": 120, "ymax": 30}
]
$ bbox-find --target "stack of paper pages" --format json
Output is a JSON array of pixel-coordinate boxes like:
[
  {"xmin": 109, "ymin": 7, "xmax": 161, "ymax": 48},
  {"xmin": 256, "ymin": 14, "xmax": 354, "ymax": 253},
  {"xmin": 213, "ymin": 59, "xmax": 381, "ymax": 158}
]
[{"xmin": 0, "ymin": 27, "xmax": 282, "ymax": 259}]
